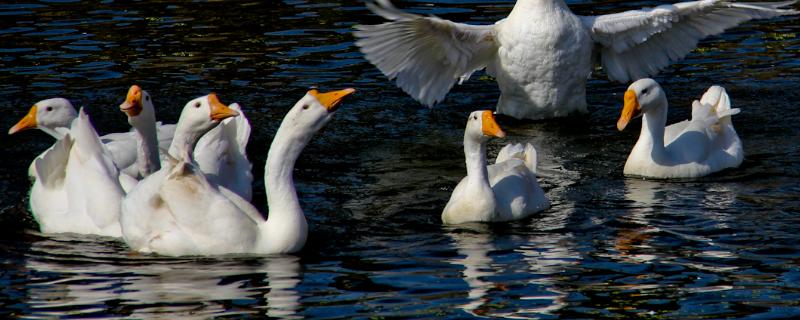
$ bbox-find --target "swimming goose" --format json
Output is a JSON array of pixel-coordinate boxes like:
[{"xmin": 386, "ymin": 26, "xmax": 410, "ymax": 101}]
[
  {"xmin": 442, "ymin": 111, "xmax": 549, "ymax": 224},
  {"xmin": 617, "ymin": 78, "xmax": 743, "ymax": 179},
  {"xmin": 120, "ymin": 89, "xmax": 354, "ymax": 256},
  {"xmin": 355, "ymin": 0, "xmax": 797, "ymax": 120},
  {"xmin": 9, "ymin": 97, "xmax": 175, "ymax": 176},
  {"xmin": 117, "ymin": 85, "xmax": 253, "ymax": 199},
  {"xmin": 21, "ymin": 109, "xmax": 125, "ymax": 236}
]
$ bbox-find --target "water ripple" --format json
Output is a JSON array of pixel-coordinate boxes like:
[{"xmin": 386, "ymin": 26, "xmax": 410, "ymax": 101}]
[{"xmin": 1, "ymin": 0, "xmax": 799, "ymax": 318}]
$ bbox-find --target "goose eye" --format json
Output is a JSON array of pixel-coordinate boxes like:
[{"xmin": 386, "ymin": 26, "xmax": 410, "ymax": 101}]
[
  {"xmin": 46, "ymin": 106, "xmax": 53, "ymax": 112},
  {"xmin": 302, "ymin": 105, "xmax": 309, "ymax": 110},
  {"xmin": 642, "ymin": 88, "xmax": 649, "ymax": 94},
  {"xmin": 473, "ymin": 115, "xmax": 477, "ymax": 120},
  {"xmin": 145, "ymin": 95, "xmax": 150, "ymax": 101},
  {"xmin": 194, "ymin": 102, "xmax": 201, "ymax": 108}
]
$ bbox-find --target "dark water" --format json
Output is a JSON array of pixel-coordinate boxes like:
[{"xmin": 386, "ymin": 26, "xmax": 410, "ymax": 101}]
[{"xmin": 1, "ymin": 0, "xmax": 799, "ymax": 318}]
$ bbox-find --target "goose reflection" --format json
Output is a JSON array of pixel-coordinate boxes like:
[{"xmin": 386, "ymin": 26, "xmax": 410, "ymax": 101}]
[
  {"xmin": 447, "ymin": 225, "xmax": 499, "ymax": 316},
  {"xmin": 21, "ymin": 235, "xmax": 303, "ymax": 318},
  {"xmin": 447, "ymin": 210, "xmax": 579, "ymax": 318},
  {"xmin": 615, "ymin": 179, "xmax": 664, "ymax": 264},
  {"xmin": 620, "ymin": 179, "xmax": 738, "ymax": 266},
  {"xmin": 262, "ymin": 255, "xmax": 303, "ymax": 319},
  {"xmin": 510, "ymin": 208, "xmax": 579, "ymax": 318}
]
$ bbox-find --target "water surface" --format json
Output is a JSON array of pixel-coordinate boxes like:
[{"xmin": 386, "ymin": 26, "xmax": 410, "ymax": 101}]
[{"xmin": 1, "ymin": 0, "xmax": 799, "ymax": 318}]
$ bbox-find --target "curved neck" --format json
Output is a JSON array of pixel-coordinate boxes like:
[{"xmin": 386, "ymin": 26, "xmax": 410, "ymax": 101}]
[
  {"xmin": 638, "ymin": 101, "xmax": 668, "ymax": 159},
  {"xmin": 41, "ymin": 126, "xmax": 65, "ymax": 140},
  {"xmin": 132, "ymin": 118, "xmax": 161, "ymax": 176},
  {"xmin": 464, "ymin": 133, "xmax": 490, "ymax": 189},
  {"xmin": 261, "ymin": 121, "xmax": 311, "ymax": 252},
  {"xmin": 266, "ymin": 127, "xmax": 308, "ymax": 218},
  {"xmin": 168, "ymin": 124, "xmax": 203, "ymax": 162}
]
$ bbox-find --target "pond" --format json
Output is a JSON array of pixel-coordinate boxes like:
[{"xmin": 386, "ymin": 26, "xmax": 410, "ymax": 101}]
[{"xmin": 1, "ymin": 0, "xmax": 799, "ymax": 318}]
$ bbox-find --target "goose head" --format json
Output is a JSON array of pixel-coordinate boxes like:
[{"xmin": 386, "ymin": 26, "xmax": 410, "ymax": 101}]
[
  {"xmin": 465, "ymin": 110, "xmax": 506, "ymax": 141},
  {"xmin": 617, "ymin": 78, "xmax": 667, "ymax": 131},
  {"xmin": 119, "ymin": 85, "xmax": 156, "ymax": 127},
  {"xmin": 168, "ymin": 93, "xmax": 240, "ymax": 160},
  {"xmin": 280, "ymin": 88, "xmax": 355, "ymax": 140},
  {"xmin": 8, "ymin": 98, "xmax": 77, "ymax": 135},
  {"xmin": 177, "ymin": 93, "xmax": 240, "ymax": 135}
]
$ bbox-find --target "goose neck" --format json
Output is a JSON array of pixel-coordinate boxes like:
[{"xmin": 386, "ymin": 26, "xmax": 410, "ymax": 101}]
[
  {"xmin": 168, "ymin": 127, "xmax": 203, "ymax": 162},
  {"xmin": 133, "ymin": 118, "xmax": 161, "ymax": 176},
  {"xmin": 639, "ymin": 102, "xmax": 668, "ymax": 158},
  {"xmin": 40, "ymin": 126, "xmax": 65, "ymax": 140},
  {"xmin": 265, "ymin": 123, "xmax": 310, "ymax": 225},
  {"xmin": 464, "ymin": 134, "xmax": 490, "ymax": 187}
]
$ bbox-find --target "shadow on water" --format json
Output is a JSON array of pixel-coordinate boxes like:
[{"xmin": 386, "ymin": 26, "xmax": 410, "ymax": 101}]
[{"xmin": 1, "ymin": 0, "xmax": 800, "ymax": 318}]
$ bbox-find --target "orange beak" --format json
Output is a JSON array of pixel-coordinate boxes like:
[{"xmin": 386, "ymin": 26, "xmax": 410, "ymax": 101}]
[
  {"xmin": 120, "ymin": 85, "xmax": 143, "ymax": 117},
  {"xmin": 481, "ymin": 111, "xmax": 505, "ymax": 138},
  {"xmin": 9, "ymin": 105, "xmax": 38, "ymax": 135},
  {"xmin": 309, "ymin": 88, "xmax": 356, "ymax": 112},
  {"xmin": 208, "ymin": 93, "xmax": 239, "ymax": 121},
  {"xmin": 617, "ymin": 90, "xmax": 641, "ymax": 131}
]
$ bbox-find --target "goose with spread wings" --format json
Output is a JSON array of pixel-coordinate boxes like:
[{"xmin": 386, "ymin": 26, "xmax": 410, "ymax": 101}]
[{"xmin": 355, "ymin": 0, "xmax": 797, "ymax": 120}]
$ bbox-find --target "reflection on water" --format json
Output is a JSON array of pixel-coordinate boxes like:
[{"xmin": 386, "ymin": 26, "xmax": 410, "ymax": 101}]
[
  {"xmin": 448, "ymin": 228, "xmax": 496, "ymax": 316},
  {"xmin": 20, "ymin": 235, "xmax": 302, "ymax": 318},
  {"xmin": 1, "ymin": 0, "xmax": 799, "ymax": 318},
  {"xmin": 447, "ymin": 209, "xmax": 578, "ymax": 318}
]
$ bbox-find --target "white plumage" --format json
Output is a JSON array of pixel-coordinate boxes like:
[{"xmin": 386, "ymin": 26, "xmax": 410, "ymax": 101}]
[
  {"xmin": 442, "ymin": 111, "xmax": 549, "ymax": 224},
  {"xmin": 9, "ymin": 97, "xmax": 175, "ymax": 178},
  {"xmin": 117, "ymin": 85, "xmax": 253, "ymax": 200},
  {"xmin": 193, "ymin": 103, "xmax": 253, "ymax": 201},
  {"xmin": 121, "ymin": 89, "xmax": 354, "ymax": 256},
  {"xmin": 617, "ymin": 78, "xmax": 744, "ymax": 179},
  {"xmin": 27, "ymin": 109, "xmax": 125, "ymax": 237},
  {"xmin": 355, "ymin": 0, "xmax": 797, "ymax": 119}
]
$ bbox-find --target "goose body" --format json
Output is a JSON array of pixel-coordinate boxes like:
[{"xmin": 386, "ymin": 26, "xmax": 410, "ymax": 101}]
[
  {"xmin": 355, "ymin": 0, "xmax": 797, "ymax": 120},
  {"xmin": 121, "ymin": 89, "xmax": 354, "ymax": 256},
  {"xmin": 617, "ymin": 78, "xmax": 743, "ymax": 179},
  {"xmin": 442, "ymin": 111, "xmax": 549, "ymax": 224},
  {"xmin": 23, "ymin": 109, "xmax": 124, "ymax": 236}
]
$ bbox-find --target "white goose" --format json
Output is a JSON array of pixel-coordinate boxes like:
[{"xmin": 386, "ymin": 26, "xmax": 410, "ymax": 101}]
[
  {"xmin": 22, "ymin": 108, "xmax": 124, "ymax": 236},
  {"xmin": 9, "ymin": 97, "xmax": 176, "ymax": 177},
  {"xmin": 616, "ymin": 78, "xmax": 743, "ymax": 179},
  {"xmin": 117, "ymin": 85, "xmax": 253, "ymax": 199},
  {"xmin": 442, "ymin": 111, "xmax": 549, "ymax": 224},
  {"xmin": 120, "ymin": 89, "xmax": 354, "ymax": 256},
  {"xmin": 355, "ymin": 0, "xmax": 797, "ymax": 120}
]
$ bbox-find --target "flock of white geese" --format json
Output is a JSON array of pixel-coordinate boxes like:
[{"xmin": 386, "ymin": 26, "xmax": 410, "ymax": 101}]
[{"xmin": 8, "ymin": 0, "xmax": 798, "ymax": 256}]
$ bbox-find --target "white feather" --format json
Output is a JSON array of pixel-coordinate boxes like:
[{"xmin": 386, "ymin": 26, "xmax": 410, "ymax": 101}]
[
  {"xmin": 354, "ymin": 0, "xmax": 500, "ymax": 106},
  {"xmin": 583, "ymin": 0, "xmax": 798, "ymax": 82}
]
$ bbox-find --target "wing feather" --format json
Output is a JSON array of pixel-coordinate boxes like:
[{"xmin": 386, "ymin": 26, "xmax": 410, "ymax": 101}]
[
  {"xmin": 354, "ymin": 0, "xmax": 500, "ymax": 106},
  {"xmin": 33, "ymin": 134, "xmax": 73, "ymax": 187},
  {"xmin": 582, "ymin": 0, "xmax": 798, "ymax": 82}
]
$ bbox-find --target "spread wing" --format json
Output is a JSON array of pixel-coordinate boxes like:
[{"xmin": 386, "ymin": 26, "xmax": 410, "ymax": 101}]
[
  {"xmin": 581, "ymin": 0, "xmax": 798, "ymax": 82},
  {"xmin": 354, "ymin": 0, "xmax": 500, "ymax": 106}
]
